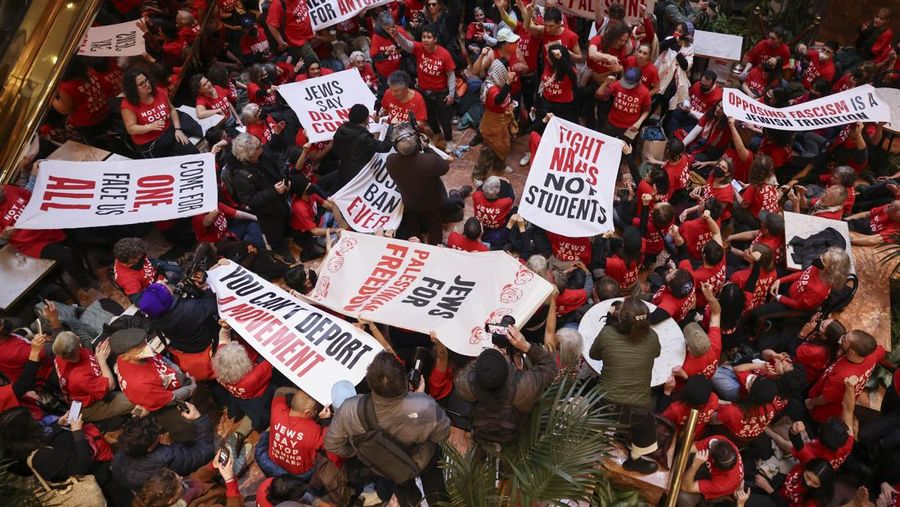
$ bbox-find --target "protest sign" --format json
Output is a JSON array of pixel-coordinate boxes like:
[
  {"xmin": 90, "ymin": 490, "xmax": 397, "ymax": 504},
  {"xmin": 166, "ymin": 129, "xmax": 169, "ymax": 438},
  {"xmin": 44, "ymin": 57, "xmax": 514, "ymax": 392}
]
[
  {"xmin": 543, "ymin": 0, "xmax": 654, "ymax": 25},
  {"xmin": 723, "ymin": 85, "xmax": 891, "ymax": 131},
  {"xmin": 308, "ymin": 0, "xmax": 395, "ymax": 30},
  {"xmin": 518, "ymin": 116, "xmax": 622, "ymax": 237},
  {"xmin": 78, "ymin": 21, "xmax": 146, "ymax": 57},
  {"xmin": 15, "ymin": 154, "xmax": 217, "ymax": 230},
  {"xmin": 692, "ymin": 30, "xmax": 743, "ymax": 61},
  {"xmin": 278, "ymin": 70, "xmax": 377, "ymax": 143},
  {"xmin": 208, "ymin": 263, "xmax": 383, "ymax": 404},
  {"xmin": 309, "ymin": 232, "xmax": 554, "ymax": 356},
  {"xmin": 331, "ymin": 152, "xmax": 404, "ymax": 232}
]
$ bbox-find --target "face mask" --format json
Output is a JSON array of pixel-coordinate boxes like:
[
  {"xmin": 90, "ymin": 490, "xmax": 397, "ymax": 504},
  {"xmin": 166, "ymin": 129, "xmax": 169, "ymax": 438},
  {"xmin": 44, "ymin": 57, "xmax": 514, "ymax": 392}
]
[
  {"xmin": 130, "ymin": 255, "xmax": 146, "ymax": 270},
  {"xmin": 700, "ymin": 84, "xmax": 713, "ymax": 94}
]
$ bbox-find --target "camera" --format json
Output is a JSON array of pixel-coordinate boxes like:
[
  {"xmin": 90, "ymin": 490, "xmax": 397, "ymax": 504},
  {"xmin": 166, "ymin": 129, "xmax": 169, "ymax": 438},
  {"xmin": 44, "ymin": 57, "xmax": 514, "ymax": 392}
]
[
  {"xmin": 485, "ymin": 315, "xmax": 516, "ymax": 351},
  {"xmin": 173, "ymin": 243, "xmax": 215, "ymax": 299},
  {"xmin": 408, "ymin": 346, "xmax": 427, "ymax": 390}
]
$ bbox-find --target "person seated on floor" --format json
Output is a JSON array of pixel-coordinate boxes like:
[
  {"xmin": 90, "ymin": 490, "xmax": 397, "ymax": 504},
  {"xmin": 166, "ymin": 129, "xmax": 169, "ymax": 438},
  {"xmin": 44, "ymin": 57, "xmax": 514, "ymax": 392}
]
[
  {"xmin": 112, "ymin": 237, "xmax": 181, "ymax": 304},
  {"xmin": 52, "ymin": 332, "xmax": 134, "ymax": 423},
  {"xmin": 446, "ymin": 217, "xmax": 490, "ymax": 252}
]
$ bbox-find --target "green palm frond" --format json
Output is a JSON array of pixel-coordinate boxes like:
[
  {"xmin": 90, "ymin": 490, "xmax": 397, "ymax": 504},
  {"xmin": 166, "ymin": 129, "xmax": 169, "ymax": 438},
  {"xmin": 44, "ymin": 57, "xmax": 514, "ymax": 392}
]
[
  {"xmin": 439, "ymin": 443, "xmax": 508, "ymax": 507},
  {"xmin": 876, "ymin": 234, "xmax": 900, "ymax": 275}
]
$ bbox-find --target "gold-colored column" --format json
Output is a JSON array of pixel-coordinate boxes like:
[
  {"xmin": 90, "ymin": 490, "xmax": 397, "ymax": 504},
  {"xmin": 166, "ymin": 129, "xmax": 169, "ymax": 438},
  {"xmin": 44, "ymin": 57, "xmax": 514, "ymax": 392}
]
[{"xmin": 665, "ymin": 408, "xmax": 700, "ymax": 507}]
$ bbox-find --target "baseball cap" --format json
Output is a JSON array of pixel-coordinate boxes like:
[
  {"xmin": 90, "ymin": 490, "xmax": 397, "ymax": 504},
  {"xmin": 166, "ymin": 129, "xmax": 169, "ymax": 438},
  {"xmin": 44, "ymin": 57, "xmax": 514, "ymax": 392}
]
[
  {"xmin": 621, "ymin": 67, "xmax": 641, "ymax": 89},
  {"xmin": 496, "ymin": 27, "xmax": 520, "ymax": 44},
  {"xmin": 109, "ymin": 328, "xmax": 149, "ymax": 356}
]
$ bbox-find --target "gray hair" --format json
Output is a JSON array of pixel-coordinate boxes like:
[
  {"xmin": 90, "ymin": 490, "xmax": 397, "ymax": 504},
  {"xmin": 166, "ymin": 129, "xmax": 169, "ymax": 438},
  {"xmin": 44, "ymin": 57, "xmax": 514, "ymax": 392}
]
[
  {"xmin": 555, "ymin": 328, "xmax": 583, "ymax": 368},
  {"xmin": 231, "ymin": 133, "xmax": 261, "ymax": 163},
  {"xmin": 482, "ymin": 176, "xmax": 502, "ymax": 198},
  {"xmin": 51, "ymin": 331, "xmax": 81, "ymax": 360},
  {"xmin": 349, "ymin": 51, "xmax": 366, "ymax": 63},
  {"xmin": 526, "ymin": 254, "xmax": 548, "ymax": 274},
  {"xmin": 212, "ymin": 342, "xmax": 253, "ymax": 384},
  {"xmin": 240, "ymin": 103, "xmax": 260, "ymax": 124}
]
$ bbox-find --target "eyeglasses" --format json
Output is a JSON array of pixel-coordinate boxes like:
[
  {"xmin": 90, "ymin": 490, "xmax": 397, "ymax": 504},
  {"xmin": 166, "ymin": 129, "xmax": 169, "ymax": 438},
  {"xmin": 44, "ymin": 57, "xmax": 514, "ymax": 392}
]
[
  {"xmin": 136, "ymin": 79, "xmax": 151, "ymax": 87},
  {"xmin": 428, "ymin": 3, "xmax": 438, "ymax": 6}
]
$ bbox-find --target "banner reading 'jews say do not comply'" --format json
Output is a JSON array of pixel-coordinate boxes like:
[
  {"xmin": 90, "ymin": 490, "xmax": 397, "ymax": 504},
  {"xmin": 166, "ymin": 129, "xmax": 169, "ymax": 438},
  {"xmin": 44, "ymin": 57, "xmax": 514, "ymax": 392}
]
[
  {"xmin": 77, "ymin": 21, "xmax": 146, "ymax": 57},
  {"xmin": 279, "ymin": 70, "xmax": 377, "ymax": 143},
  {"xmin": 723, "ymin": 84, "xmax": 891, "ymax": 131},
  {"xmin": 207, "ymin": 262, "xmax": 383, "ymax": 405},
  {"xmin": 519, "ymin": 116, "xmax": 623, "ymax": 238},
  {"xmin": 308, "ymin": 0, "xmax": 396, "ymax": 30},
  {"xmin": 308, "ymin": 233, "xmax": 555, "ymax": 357},
  {"xmin": 14, "ymin": 154, "xmax": 217, "ymax": 230},
  {"xmin": 331, "ymin": 151, "xmax": 404, "ymax": 233}
]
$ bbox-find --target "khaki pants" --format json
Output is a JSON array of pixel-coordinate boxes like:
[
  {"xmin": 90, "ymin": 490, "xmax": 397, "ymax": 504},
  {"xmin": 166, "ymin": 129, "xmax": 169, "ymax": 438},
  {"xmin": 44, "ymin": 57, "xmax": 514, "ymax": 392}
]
[{"xmin": 81, "ymin": 391, "xmax": 134, "ymax": 422}]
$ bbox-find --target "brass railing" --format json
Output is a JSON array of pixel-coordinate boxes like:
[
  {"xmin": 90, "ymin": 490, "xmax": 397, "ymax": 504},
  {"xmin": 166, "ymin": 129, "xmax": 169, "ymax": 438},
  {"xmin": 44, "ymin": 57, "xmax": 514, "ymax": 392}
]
[
  {"xmin": 665, "ymin": 408, "xmax": 700, "ymax": 507},
  {"xmin": 0, "ymin": 0, "xmax": 105, "ymax": 184}
]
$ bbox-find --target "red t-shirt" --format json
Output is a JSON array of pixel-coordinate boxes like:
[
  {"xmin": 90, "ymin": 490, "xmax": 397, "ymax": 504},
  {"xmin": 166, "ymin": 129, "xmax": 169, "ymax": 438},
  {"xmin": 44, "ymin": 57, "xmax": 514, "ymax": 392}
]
[
  {"xmin": 446, "ymin": 231, "xmax": 489, "ymax": 252},
  {"xmin": 247, "ymin": 81, "xmax": 277, "ymax": 106},
  {"xmin": 295, "ymin": 68, "xmax": 335, "ymax": 82},
  {"xmin": 746, "ymin": 40, "xmax": 791, "ymax": 66},
  {"xmin": 743, "ymin": 66, "xmax": 769, "ymax": 97},
  {"xmin": 679, "ymin": 217, "xmax": 716, "ymax": 260},
  {"xmin": 718, "ymin": 397, "xmax": 787, "ymax": 439},
  {"xmin": 191, "ymin": 203, "xmax": 238, "ymax": 243},
  {"xmin": 723, "ymin": 147, "xmax": 753, "ymax": 183},
  {"xmin": 116, "ymin": 354, "xmax": 182, "ymax": 412},
  {"xmin": 607, "ymin": 82, "xmax": 651, "ymax": 129},
  {"xmin": 605, "ymin": 255, "xmax": 642, "ymax": 290},
  {"xmin": 801, "ymin": 49, "xmax": 836, "ymax": 89},
  {"xmin": 541, "ymin": 28, "xmax": 579, "ymax": 65},
  {"xmin": 55, "ymin": 348, "xmax": 109, "ymax": 406},
  {"xmin": 0, "ymin": 335, "xmax": 46, "ymax": 383},
  {"xmin": 290, "ymin": 194, "xmax": 324, "ymax": 232},
  {"xmin": 413, "ymin": 42, "xmax": 455, "ymax": 92},
  {"xmin": 268, "ymin": 395, "xmax": 326, "ymax": 475},
  {"xmin": 688, "ymin": 82, "xmax": 723, "ymax": 115},
  {"xmin": 741, "ymin": 184, "xmax": 781, "ymax": 217},
  {"xmin": 517, "ymin": 24, "xmax": 540, "ymax": 74},
  {"xmin": 587, "ymin": 38, "xmax": 628, "ymax": 75},
  {"xmin": 808, "ymin": 346, "xmax": 886, "ymax": 422},
  {"xmin": 759, "ymin": 139, "xmax": 792, "ymax": 169},
  {"xmin": 0, "ymin": 185, "xmax": 66, "ymax": 258},
  {"xmin": 473, "ymin": 191, "xmax": 513, "ymax": 229},
  {"xmin": 239, "ymin": 26, "xmax": 272, "ymax": 60},
  {"xmin": 220, "ymin": 361, "xmax": 272, "ymax": 399},
  {"xmin": 196, "ymin": 85, "xmax": 234, "ymax": 119},
  {"xmin": 623, "ymin": 56, "xmax": 660, "ymax": 91},
  {"xmin": 661, "ymin": 393, "xmax": 718, "ymax": 436},
  {"xmin": 682, "ymin": 259, "xmax": 725, "ymax": 308},
  {"xmin": 266, "ymin": 0, "xmax": 313, "ymax": 47},
  {"xmin": 636, "ymin": 179, "xmax": 664, "ymax": 218},
  {"xmin": 699, "ymin": 183, "xmax": 735, "ymax": 221},
  {"xmin": 371, "ymin": 29, "xmax": 408, "ymax": 78},
  {"xmin": 793, "ymin": 435, "xmax": 854, "ymax": 471},
  {"xmin": 546, "ymin": 232, "xmax": 591, "ymax": 264},
  {"xmin": 556, "ymin": 288, "xmax": 588, "ymax": 316},
  {"xmin": 778, "ymin": 265, "xmax": 831, "ymax": 311},
  {"xmin": 870, "ymin": 204, "xmax": 900, "ymax": 241},
  {"xmin": 120, "ymin": 86, "xmax": 170, "ymax": 145},
  {"xmin": 484, "ymin": 83, "xmax": 512, "ymax": 113},
  {"xmin": 795, "ymin": 342, "xmax": 830, "ymax": 386},
  {"xmin": 540, "ymin": 66, "xmax": 575, "ymax": 103},
  {"xmin": 694, "ymin": 436, "xmax": 744, "ymax": 500},
  {"xmin": 113, "ymin": 257, "xmax": 160, "ymax": 297},
  {"xmin": 58, "ymin": 72, "xmax": 109, "ymax": 127},
  {"xmin": 732, "ymin": 267, "xmax": 778, "ymax": 311},
  {"xmin": 751, "ymin": 231, "xmax": 784, "ymax": 266},
  {"xmin": 664, "ymin": 156, "xmax": 691, "ymax": 195},
  {"xmin": 634, "ymin": 214, "xmax": 673, "ymax": 255},
  {"xmin": 681, "ymin": 327, "xmax": 722, "ymax": 380},
  {"xmin": 381, "ymin": 90, "xmax": 428, "ymax": 125},
  {"xmin": 652, "ymin": 285, "xmax": 696, "ymax": 322}
]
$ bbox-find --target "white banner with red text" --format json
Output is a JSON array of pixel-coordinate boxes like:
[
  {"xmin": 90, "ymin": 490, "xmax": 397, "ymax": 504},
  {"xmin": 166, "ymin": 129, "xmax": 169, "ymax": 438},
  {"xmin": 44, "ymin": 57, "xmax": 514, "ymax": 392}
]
[
  {"xmin": 308, "ymin": 232, "xmax": 554, "ymax": 356},
  {"xmin": 330, "ymin": 150, "xmax": 404, "ymax": 233},
  {"xmin": 207, "ymin": 262, "xmax": 383, "ymax": 405},
  {"xmin": 518, "ymin": 116, "xmax": 622, "ymax": 237},
  {"xmin": 278, "ymin": 70, "xmax": 377, "ymax": 143},
  {"xmin": 78, "ymin": 21, "xmax": 146, "ymax": 57},
  {"xmin": 308, "ymin": 0, "xmax": 395, "ymax": 30},
  {"xmin": 539, "ymin": 0, "xmax": 654, "ymax": 25},
  {"xmin": 14, "ymin": 154, "xmax": 217, "ymax": 230},
  {"xmin": 722, "ymin": 85, "xmax": 891, "ymax": 131}
]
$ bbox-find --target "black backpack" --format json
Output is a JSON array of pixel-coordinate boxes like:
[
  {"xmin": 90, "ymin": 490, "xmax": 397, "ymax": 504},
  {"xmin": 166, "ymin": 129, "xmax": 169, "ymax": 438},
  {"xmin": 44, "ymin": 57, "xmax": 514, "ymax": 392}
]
[
  {"xmin": 471, "ymin": 380, "xmax": 521, "ymax": 445},
  {"xmin": 350, "ymin": 395, "xmax": 421, "ymax": 484},
  {"xmin": 654, "ymin": 0, "xmax": 676, "ymax": 39}
]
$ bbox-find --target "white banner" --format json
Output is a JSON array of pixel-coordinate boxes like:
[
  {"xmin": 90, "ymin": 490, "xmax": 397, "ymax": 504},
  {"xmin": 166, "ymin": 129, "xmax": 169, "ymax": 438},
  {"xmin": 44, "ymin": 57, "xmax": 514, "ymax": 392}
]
[
  {"xmin": 308, "ymin": 0, "xmax": 395, "ymax": 30},
  {"xmin": 540, "ymin": 0, "xmax": 654, "ymax": 24},
  {"xmin": 278, "ymin": 70, "xmax": 377, "ymax": 143},
  {"xmin": 208, "ymin": 262, "xmax": 383, "ymax": 405},
  {"xmin": 78, "ymin": 21, "xmax": 146, "ymax": 57},
  {"xmin": 309, "ymin": 232, "xmax": 554, "ymax": 356},
  {"xmin": 519, "ymin": 116, "xmax": 622, "ymax": 237},
  {"xmin": 15, "ymin": 154, "xmax": 217, "ymax": 230},
  {"xmin": 692, "ymin": 30, "xmax": 744, "ymax": 61},
  {"xmin": 331, "ymin": 152, "xmax": 404, "ymax": 232},
  {"xmin": 723, "ymin": 85, "xmax": 892, "ymax": 131}
]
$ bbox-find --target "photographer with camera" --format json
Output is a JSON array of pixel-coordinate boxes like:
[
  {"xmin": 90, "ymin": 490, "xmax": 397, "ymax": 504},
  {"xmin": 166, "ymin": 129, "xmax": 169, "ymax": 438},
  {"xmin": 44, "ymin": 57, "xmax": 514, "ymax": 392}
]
[{"xmin": 455, "ymin": 318, "xmax": 558, "ymax": 450}]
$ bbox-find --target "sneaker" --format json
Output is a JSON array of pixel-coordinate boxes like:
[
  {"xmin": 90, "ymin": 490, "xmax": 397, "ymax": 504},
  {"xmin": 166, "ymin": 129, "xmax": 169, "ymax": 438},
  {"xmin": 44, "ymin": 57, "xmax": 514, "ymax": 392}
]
[
  {"xmin": 519, "ymin": 152, "xmax": 531, "ymax": 166},
  {"xmin": 623, "ymin": 457, "xmax": 659, "ymax": 474},
  {"xmin": 458, "ymin": 185, "xmax": 474, "ymax": 199},
  {"xmin": 503, "ymin": 166, "xmax": 514, "ymax": 174}
]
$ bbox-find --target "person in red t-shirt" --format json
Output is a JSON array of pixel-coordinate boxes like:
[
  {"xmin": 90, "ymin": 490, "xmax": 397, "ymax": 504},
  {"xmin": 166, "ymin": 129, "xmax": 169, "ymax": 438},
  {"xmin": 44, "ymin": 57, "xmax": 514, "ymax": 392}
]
[
  {"xmin": 595, "ymin": 226, "xmax": 644, "ymax": 293},
  {"xmin": 212, "ymin": 341, "xmax": 274, "ymax": 431},
  {"xmin": 51, "ymin": 57, "xmax": 112, "ymax": 139},
  {"xmin": 380, "ymin": 70, "xmax": 430, "ymax": 129},
  {"xmin": 680, "ymin": 436, "xmax": 743, "ymax": 503},
  {"xmin": 348, "ymin": 51, "xmax": 379, "ymax": 92},
  {"xmin": 736, "ymin": 154, "xmax": 781, "ymax": 220},
  {"xmin": 661, "ymin": 374, "xmax": 719, "ymax": 436},
  {"xmin": 678, "ymin": 201, "xmax": 723, "ymax": 261},
  {"xmin": 289, "ymin": 173, "xmax": 343, "ymax": 261},
  {"xmin": 190, "ymin": 74, "xmax": 239, "ymax": 129},
  {"xmin": 266, "ymin": 0, "xmax": 316, "ymax": 63},
  {"xmin": 371, "ymin": 11, "xmax": 409, "ymax": 81},
  {"xmin": 0, "ymin": 184, "xmax": 91, "ymax": 287},
  {"xmin": 120, "ymin": 68, "xmax": 198, "ymax": 158},
  {"xmin": 52, "ymin": 332, "xmax": 133, "ymax": 422},
  {"xmin": 596, "ymin": 68, "xmax": 651, "ymax": 139},
  {"xmin": 667, "ymin": 70, "xmax": 722, "ymax": 136},
  {"xmin": 112, "ymin": 237, "xmax": 174, "ymax": 303},
  {"xmin": 806, "ymin": 329, "xmax": 886, "ymax": 423},
  {"xmin": 847, "ymin": 200, "xmax": 900, "ymax": 245},
  {"xmin": 0, "ymin": 332, "xmax": 46, "ymax": 419},
  {"xmin": 674, "ymin": 285, "xmax": 723, "ymax": 383},
  {"xmin": 294, "ymin": 58, "xmax": 335, "ymax": 82},
  {"xmin": 741, "ymin": 27, "xmax": 791, "ymax": 75},
  {"xmin": 727, "ymin": 211, "xmax": 786, "ymax": 270},
  {"xmin": 238, "ymin": 18, "xmax": 272, "ymax": 65},
  {"xmin": 546, "ymin": 231, "xmax": 592, "ymax": 265},
  {"xmin": 623, "ymin": 43, "xmax": 660, "ymax": 96},
  {"xmin": 646, "ymin": 138, "xmax": 690, "ymax": 202},
  {"xmin": 741, "ymin": 57, "xmax": 782, "ymax": 99},
  {"xmin": 650, "ymin": 268, "xmax": 696, "ymax": 324},
  {"xmin": 473, "ymin": 176, "xmax": 515, "ymax": 247},
  {"xmin": 391, "ymin": 25, "xmax": 457, "ymax": 143},
  {"xmin": 799, "ymin": 42, "xmax": 838, "ymax": 90},
  {"xmin": 730, "ymin": 244, "xmax": 777, "ymax": 312},
  {"xmin": 533, "ymin": 43, "xmax": 579, "ymax": 123},
  {"xmin": 795, "ymin": 318, "xmax": 845, "ymax": 386},
  {"xmin": 552, "ymin": 261, "xmax": 593, "ymax": 320},
  {"xmin": 524, "ymin": 5, "xmax": 582, "ymax": 65},
  {"xmin": 446, "ymin": 217, "xmax": 490, "ymax": 252},
  {"xmin": 857, "ymin": 7, "xmax": 895, "ymax": 64},
  {"xmin": 257, "ymin": 387, "xmax": 334, "ymax": 479}
]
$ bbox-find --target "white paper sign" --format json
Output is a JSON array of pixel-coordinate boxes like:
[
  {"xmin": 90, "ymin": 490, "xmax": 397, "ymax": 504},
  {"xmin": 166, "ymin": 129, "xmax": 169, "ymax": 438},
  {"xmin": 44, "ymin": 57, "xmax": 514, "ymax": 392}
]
[
  {"xmin": 278, "ymin": 70, "xmax": 377, "ymax": 143},
  {"xmin": 308, "ymin": 0, "xmax": 396, "ymax": 30},
  {"xmin": 692, "ymin": 30, "xmax": 744, "ymax": 61},
  {"xmin": 15, "ymin": 154, "xmax": 217, "ymax": 229},
  {"xmin": 78, "ymin": 21, "xmax": 146, "ymax": 57},
  {"xmin": 177, "ymin": 106, "xmax": 225, "ymax": 136},
  {"xmin": 309, "ymin": 232, "xmax": 554, "ymax": 357},
  {"xmin": 723, "ymin": 85, "xmax": 892, "ymax": 131},
  {"xmin": 331, "ymin": 152, "xmax": 404, "ymax": 232},
  {"xmin": 783, "ymin": 211, "xmax": 855, "ymax": 273},
  {"xmin": 208, "ymin": 263, "xmax": 383, "ymax": 404},
  {"xmin": 519, "ymin": 116, "xmax": 622, "ymax": 237}
]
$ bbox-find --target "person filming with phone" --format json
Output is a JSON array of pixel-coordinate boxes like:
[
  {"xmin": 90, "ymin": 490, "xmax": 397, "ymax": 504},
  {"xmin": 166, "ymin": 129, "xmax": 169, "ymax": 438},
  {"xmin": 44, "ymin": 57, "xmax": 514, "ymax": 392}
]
[{"xmin": 455, "ymin": 317, "xmax": 558, "ymax": 451}]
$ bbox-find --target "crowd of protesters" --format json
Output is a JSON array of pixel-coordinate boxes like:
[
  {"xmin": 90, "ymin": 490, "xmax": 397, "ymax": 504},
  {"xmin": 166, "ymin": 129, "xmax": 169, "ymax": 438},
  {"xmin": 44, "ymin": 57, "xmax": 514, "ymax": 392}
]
[{"xmin": 1, "ymin": 0, "xmax": 900, "ymax": 505}]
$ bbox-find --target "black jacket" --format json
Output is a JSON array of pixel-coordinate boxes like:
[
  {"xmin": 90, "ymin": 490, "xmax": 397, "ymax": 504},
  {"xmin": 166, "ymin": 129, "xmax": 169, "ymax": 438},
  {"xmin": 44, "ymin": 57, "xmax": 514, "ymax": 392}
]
[
  {"xmin": 331, "ymin": 122, "xmax": 392, "ymax": 190},
  {"xmin": 228, "ymin": 148, "xmax": 290, "ymax": 219},
  {"xmin": 150, "ymin": 295, "xmax": 218, "ymax": 353}
]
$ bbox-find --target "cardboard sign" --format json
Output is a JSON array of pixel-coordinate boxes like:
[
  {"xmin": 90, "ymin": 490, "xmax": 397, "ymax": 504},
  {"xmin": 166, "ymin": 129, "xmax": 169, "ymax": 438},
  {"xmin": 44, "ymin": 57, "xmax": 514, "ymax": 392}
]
[
  {"xmin": 78, "ymin": 21, "xmax": 146, "ymax": 57},
  {"xmin": 331, "ymin": 151, "xmax": 404, "ymax": 232},
  {"xmin": 15, "ymin": 154, "xmax": 217, "ymax": 230},
  {"xmin": 308, "ymin": 0, "xmax": 395, "ymax": 30},
  {"xmin": 723, "ymin": 85, "xmax": 892, "ymax": 131},
  {"xmin": 278, "ymin": 70, "xmax": 377, "ymax": 143},
  {"xmin": 541, "ymin": 0, "xmax": 654, "ymax": 24},
  {"xmin": 783, "ymin": 211, "xmax": 855, "ymax": 273},
  {"xmin": 308, "ymin": 232, "xmax": 554, "ymax": 357},
  {"xmin": 207, "ymin": 263, "xmax": 383, "ymax": 405},
  {"xmin": 692, "ymin": 30, "xmax": 743, "ymax": 61},
  {"xmin": 519, "ymin": 116, "xmax": 622, "ymax": 237}
]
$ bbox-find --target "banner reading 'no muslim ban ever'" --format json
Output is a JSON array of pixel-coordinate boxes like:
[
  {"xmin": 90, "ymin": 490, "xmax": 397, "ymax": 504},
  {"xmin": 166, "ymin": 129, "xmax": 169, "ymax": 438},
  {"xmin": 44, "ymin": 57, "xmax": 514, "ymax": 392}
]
[
  {"xmin": 308, "ymin": 232, "xmax": 555, "ymax": 357},
  {"xmin": 518, "ymin": 116, "xmax": 623, "ymax": 238}
]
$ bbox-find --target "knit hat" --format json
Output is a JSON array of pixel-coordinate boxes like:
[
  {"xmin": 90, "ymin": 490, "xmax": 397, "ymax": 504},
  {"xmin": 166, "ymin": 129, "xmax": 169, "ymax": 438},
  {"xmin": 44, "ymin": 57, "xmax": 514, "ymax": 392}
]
[
  {"xmin": 621, "ymin": 67, "xmax": 642, "ymax": 89},
  {"xmin": 109, "ymin": 328, "xmax": 149, "ymax": 356},
  {"xmin": 683, "ymin": 375, "xmax": 712, "ymax": 406},
  {"xmin": 474, "ymin": 349, "xmax": 508, "ymax": 390},
  {"xmin": 748, "ymin": 376, "xmax": 777, "ymax": 405},
  {"xmin": 331, "ymin": 380, "xmax": 357, "ymax": 409},
  {"xmin": 138, "ymin": 283, "xmax": 174, "ymax": 318},
  {"xmin": 349, "ymin": 104, "xmax": 370, "ymax": 124}
]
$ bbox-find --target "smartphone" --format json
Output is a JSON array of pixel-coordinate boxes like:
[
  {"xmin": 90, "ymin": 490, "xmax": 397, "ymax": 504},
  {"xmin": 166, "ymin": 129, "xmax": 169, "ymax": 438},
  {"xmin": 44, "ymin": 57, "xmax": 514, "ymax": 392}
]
[
  {"xmin": 218, "ymin": 447, "xmax": 230, "ymax": 466},
  {"xmin": 68, "ymin": 400, "xmax": 83, "ymax": 423}
]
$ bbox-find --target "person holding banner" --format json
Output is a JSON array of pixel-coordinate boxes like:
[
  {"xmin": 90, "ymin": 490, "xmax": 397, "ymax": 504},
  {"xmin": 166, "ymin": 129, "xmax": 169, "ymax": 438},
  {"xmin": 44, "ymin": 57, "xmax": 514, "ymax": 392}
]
[{"xmin": 120, "ymin": 68, "xmax": 200, "ymax": 158}]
